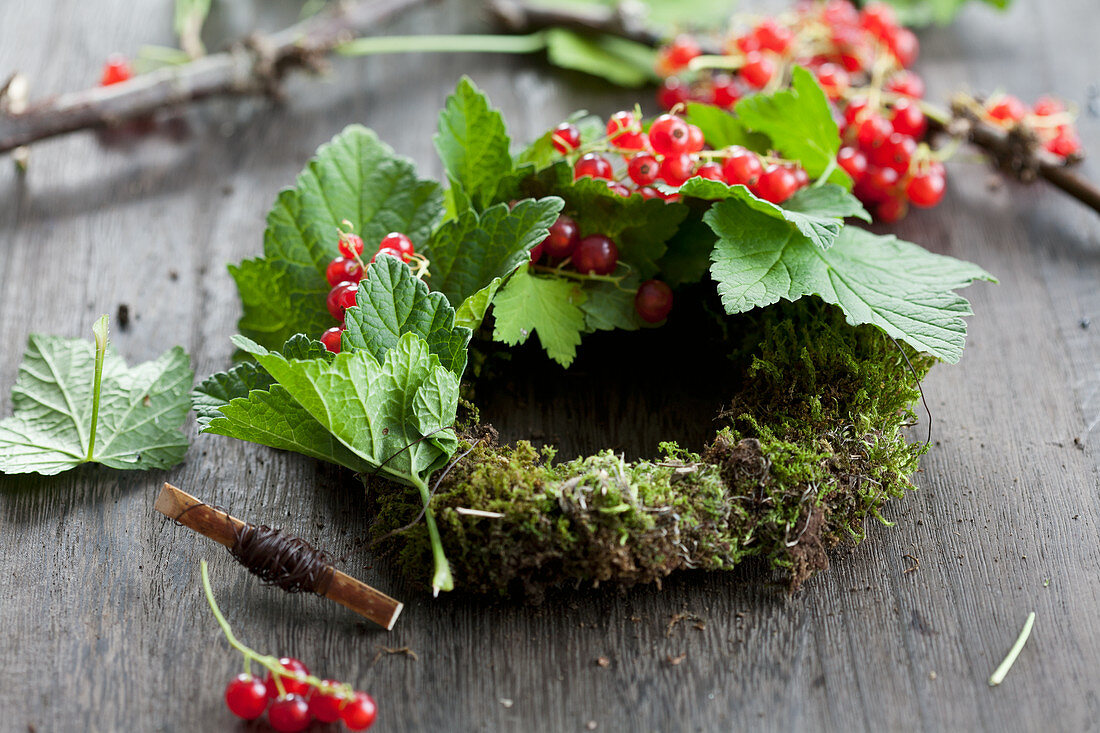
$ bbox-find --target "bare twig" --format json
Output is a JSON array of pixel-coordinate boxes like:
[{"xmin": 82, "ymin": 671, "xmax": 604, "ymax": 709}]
[
  {"xmin": 485, "ymin": 0, "xmax": 662, "ymax": 46},
  {"xmin": 0, "ymin": 0, "xmax": 431, "ymax": 154}
]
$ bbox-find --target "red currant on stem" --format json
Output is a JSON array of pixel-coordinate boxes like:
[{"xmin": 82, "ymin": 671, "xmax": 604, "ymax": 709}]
[
  {"xmin": 308, "ymin": 681, "xmax": 346, "ymax": 723},
  {"xmin": 906, "ymin": 168, "xmax": 947, "ymax": 208},
  {"xmin": 837, "ymin": 146, "xmax": 868, "ymax": 182},
  {"xmin": 338, "ymin": 232, "xmax": 365, "ymax": 259},
  {"xmin": 573, "ymin": 235, "xmax": 619, "ymax": 275},
  {"xmin": 988, "ymin": 95, "xmax": 1027, "ymax": 123},
  {"xmin": 815, "ymin": 63, "xmax": 850, "ymax": 99},
  {"xmin": 628, "ymin": 154, "xmax": 660, "ymax": 186},
  {"xmin": 658, "ymin": 153, "xmax": 695, "ymax": 187},
  {"xmin": 635, "ymin": 280, "xmax": 673, "ymax": 323},
  {"xmin": 886, "ymin": 71, "xmax": 925, "ymax": 99},
  {"xmin": 890, "ymin": 98, "xmax": 926, "ymax": 138},
  {"xmin": 542, "ymin": 215, "xmax": 581, "ymax": 258},
  {"xmin": 722, "ymin": 147, "xmax": 764, "ymax": 187},
  {"xmin": 755, "ymin": 165, "xmax": 799, "ymax": 204},
  {"xmin": 859, "ymin": 2, "xmax": 898, "ymax": 39},
  {"xmin": 225, "ymin": 674, "xmax": 268, "ymax": 720},
  {"xmin": 753, "ymin": 18, "xmax": 793, "ymax": 53},
  {"xmin": 326, "ymin": 256, "xmax": 363, "ymax": 287},
  {"xmin": 607, "ymin": 111, "xmax": 646, "ymax": 150},
  {"xmin": 378, "ymin": 232, "xmax": 415, "ymax": 262},
  {"xmin": 268, "ymin": 694, "xmax": 311, "ymax": 733},
  {"xmin": 871, "ymin": 132, "xmax": 917, "ymax": 174},
  {"xmin": 876, "ymin": 196, "xmax": 908, "ymax": 223},
  {"xmin": 887, "ymin": 27, "xmax": 919, "ymax": 68},
  {"xmin": 100, "ymin": 54, "xmax": 132, "ymax": 86},
  {"xmin": 856, "ymin": 114, "xmax": 893, "ymax": 151},
  {"xmin": 342, "ymin": 691, "xmax": 378, "ymax": 731},
  {"xmin": 320, "ymin": 326, "xmax": 343, "ymax": 354},
  {"xmin": 327, "ymin": 281, "xmax": 359, "ymax": 321},
  {"xmin": 552, "ymin": 122, "xmax": 581, "ymax": 154},
  {"xmin": 1047, "ymin": 127, "xmax": 1082, "ymax": 158},
  {"xmin": 657, "ymin": 78, "xmax": 689, "ymax": 111},
  {"xmin": 663, "ymin": 35, "xmax": 702, "ymax": 71},
  {"xmin": 684, "ymin": 124, "xmax": 706, "ymax": 154},
  {"xmin": 694, "ymin": 162, "xmax": 725, "ymax": 181},
  {"xmin": 649, "ymin": 114, "xmax": 691, "ymax": 156},
  {"xmin": 265, "ymin": 657, "xmax": 311, "ymax": 698},
  {"xmin": 574, "ymin": 153, "xmax": 614, "ymax": 181},
  {"xmin": 711, "ymin": 74, "xmax": 740, "ymax": 108},
  {"xmin": 740, "ymin": 51, "xmax": 775, "ymax": 89}
]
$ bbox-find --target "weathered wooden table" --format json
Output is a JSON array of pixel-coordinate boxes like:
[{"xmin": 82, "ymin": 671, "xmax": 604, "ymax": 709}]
[{"xmin": 2, "ymin": 1, "xmax": 1098, "ymax": 731}]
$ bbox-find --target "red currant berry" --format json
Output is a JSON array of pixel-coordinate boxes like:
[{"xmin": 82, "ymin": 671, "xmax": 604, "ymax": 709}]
[
  {"xmin": 635, "ymin": 280, "xmax": 673, "ymax": 323},
  {"xmin": 638, "ymin": 186, "xmax": 661, "ymax": 199},
  {"xmin": 606, "ymin": 181, "xmax": 632, "ymax": 197},
  {"xmin": 664, "ymin": 35, "xmax": 702, "ymax": 71},
  {"xmin": 853, "ymin": 165, "xmax": 899, "ymax": 204},
  {"xmin": 658, "ymin": 153, "xmax": 695, "ymax": 187},
  {"xmin": 721, "ymin": 148, "xmax": 764, "ymax": 187},
  {"xmin": 378, "ymin": 232, "xmax": 414, "ymax": 262},
  {"xmin": 551, "ymin": 123, "xmax": 581, "ymax": 154},
  {"xmin": 327, "ymin": 282, "xmax": 358, "ymax": 321},
  {"xmin": 320, "ymin": 326, "xmax": 343, "ymax": 354},
  {"xmin": 338, "ymin": 233, "xmax": 364, "ymax": 259},
  {"xmin": 308, "ymin": 682, "xmax": 345, "ymax": 724},
  {"xmin": 694, "ymin": 162, "xmax": 725, "ymax": 181},
  {"xmin": 529, "ymin": 240, "xmax": 546, "ymax": 263},
  {"xmin": 607, "ymin": 111, "xmax": 642, "ymax": 149},
  {"xmin": 685, "ymin": 124, "xmax": 706, "ymax": 153},
  {"xmin": 326, "ymin": 257, "xmax": 364, "ymax": 287},
  {"xmin": 815, "ymin": 63, "xmax": 850, "ymax": 99},
  {"xmin": 573, "ymin": 235, "xmax": 619, "ymax": 275},
  {"xmin": 574, "ymin": 153, "xmax": 614, "ymax": 181},
  {"xmin": 100, "ymin": 54, "xmax": 132, "ymax": 86},
  {"xmin": 740, "ymin": 52, "xmax": 775, "ymax": 89},
  {"xmin": 844, "ymin": 96, "xmax": 871, "ymax": 127},
  {"xmin": 628, "ymin": 154, "xmax": 660, "ymax": 185},
  {"xmin": 888, "ymin": 27, "xmax": 919, "ymax": 67},
  {"xmin": 856, "ymin": 114, "xmax": 893, "ymax": 151},
  {"xmin": 791, "ymin": 166, "xmax": 810, "ymax": 189},
  {"xmin": 225, "ymin": 674, "xmax": 269, "ymax": 720},
  {"xmin": 823, "ymin": 0, "xmax": 860, "ymax": 26},
  {"xmin": 649, "ymin": 114, "xmax": 691, "ymax": 156},
  {"xmin": 859, "ymin": 2, "xmax": 898, "ymax": 39},
  {"xmin": 542, "ymin": 215, "xmax": 581, "ymax": 258},
  {"xmin": 988, "ymin": 95, "xmax": 1026, "ymax": 124},
  {"xmin": 753, "ymin": 18, "xmax": 793, "ymax": 53},
  {"xmin": 734, "ymin": 33, "xmax": 760, "ymax": 54},
  {"xmin": 268, "ymin": 695, "xmax": 311, "ymax": 733},
  {"xmin": 890, "ymin": 98, "xmax": 926, "ymax": 138},
  {"xmin": 886, "ymin": 71, "xmax": 925, "ymax": 99},
  {"xmin": 872, "ymin": 132, "xmax": 917, "ymax": 174},
  {"xmin": 657, "ymin": 78, "xmax": 689, "ymax": 111},
  {"xmin": 1033, "ymin": 96, "xmax": 1065, "ymax": 117},
  {"xmin": 1046, "ymin": 126, "xmax": 1082, "ymax": 158},
  {"xmin": 341, "ymin": 691, "xmax": 378, "ymax": 731},
  {"xmin": 265, "ymin": 658, "xmax": 310, "ymax": 699},
  {"xmin": 711, "ymin": 74, "xmax": 741, "ymax": 108},
  {"xmin": 876, "ymin": 196, "xmax": 908, "ymax": 223},
  {"xmin": 755, "ymin": 165, "xmax": 799, "ymax": 204},
  {"xmin": 837, "ymin": 146, "xmax": 868, "ymax": 182},
  {"xmin": 905, "ymin": 170, "xmax": 946, "ymax": 207}
]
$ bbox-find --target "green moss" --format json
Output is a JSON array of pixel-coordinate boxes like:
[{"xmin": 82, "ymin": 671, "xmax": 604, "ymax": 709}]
[{"xmin": 367, "ymin": 300, "xmax": 933, "ymax": 597}]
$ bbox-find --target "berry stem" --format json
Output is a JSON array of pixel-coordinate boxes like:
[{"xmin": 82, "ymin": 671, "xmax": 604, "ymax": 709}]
[
  {"xmin": 338, "ymin": 31, "xmax": 549, "ymax": 57},
  {"xmin": 409, "ymin": 476, "xmax": 454, "ymax": 596}
]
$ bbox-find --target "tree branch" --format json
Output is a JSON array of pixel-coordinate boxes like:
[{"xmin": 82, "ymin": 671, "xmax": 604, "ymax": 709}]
[{"xmin": 0, "ymin": 0, "xmax": 431, "ymax": 154}]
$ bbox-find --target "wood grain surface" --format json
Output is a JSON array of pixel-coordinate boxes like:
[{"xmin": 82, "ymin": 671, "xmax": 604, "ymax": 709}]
[{"xmin": 1, "ymin": 1, "xmax": 1098, "ymax": 731}]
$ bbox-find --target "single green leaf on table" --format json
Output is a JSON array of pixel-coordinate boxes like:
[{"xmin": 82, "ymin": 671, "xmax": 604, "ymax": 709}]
[
  {"xmin": 434, "ymin": 77, "xmax": 513, "ymax": 211},
  {"xmin": 492, "ymin": 267, "xmax": 588, "ymax": 367},
  {"xmin": 735, "ymin": 67, "xmax": 851, "ymax": 188},
  {"xmin": 342, "ymin": 255, "xmax": 472, "ymax": 377},
  {"xmin": 678, "ymin": 178, "xmax": 870, "ymax": 250},
  {"xmin": 423, "ymin": 197, "xmax": 564, "ymax": 308},
  {"xmin": 544, "ymin": 28, "xmax": 661, "ymax": 88},
  {"xmin": 705, "ymin": 198, "xmax": 995, "ymax": 362},
  {"xmin": 683, "ymin": 103, "xmax": 770, "ymax": 152},
  {"xmin": 231, "ymin": 125, "xmax": 443, "ymax": 350},
  {"xmin": 0, "ymin": 316, "xmax": 193, "ymax": 475}
]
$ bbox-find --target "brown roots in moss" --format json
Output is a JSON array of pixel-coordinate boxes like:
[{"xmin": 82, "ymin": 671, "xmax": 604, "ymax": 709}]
[{"xmin": 365, "ymin": 300, "xmax": 934, "ymax": 600}]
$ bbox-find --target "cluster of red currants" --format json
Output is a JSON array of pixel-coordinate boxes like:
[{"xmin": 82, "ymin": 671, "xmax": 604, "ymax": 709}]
[
  {"xmin": 553, "ymin": 110, "xmax": 811, "ymax": 205},
  {"xmin": 530, "ymin": 213, "xmax": 673, "ymax": 323},
  {"xmin": 651, "ymin": 0, "xmax": 1081, "ymax": 222},
  {"xmin": 321, "ymin": 227, "xmax": 418, "ymax": 353},
  {"xmin": 224, "ymin": 656, "xmax": 376, "ymax": 732}
]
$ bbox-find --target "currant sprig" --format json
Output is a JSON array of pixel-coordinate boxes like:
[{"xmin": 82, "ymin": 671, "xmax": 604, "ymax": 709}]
[{"xmin": 201, "ymin": 560, "xmax": 378, "ymax": 731}]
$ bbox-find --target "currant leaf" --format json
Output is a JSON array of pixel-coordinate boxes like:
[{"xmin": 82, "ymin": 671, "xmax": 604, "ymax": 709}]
[
  {"xmin": 434, "ymin": 76, "xmax": 513, "ymax": 211},
  {"xmin": 734, "ymin": 67, "xmax": 851, "ymax": 188},
  {"xmin": 683, "ymin": 102, "xmax": 769, "ymax": 152},
  {"xmin": 580, "ymin": 279, "xmax": 645, "ymax": 333},
  {"xmin": 231, "ymin": 125, "xmax": 443, "ymax": 350},
  {"xmin": 491, "ymin": 268, "xmax": 587, "ymax": 368},
  {"xmin": 705, "ymin": 198, "xmax": 994, "ymax": 362},
  {"xmin": 678, "ymin": 178, "xmax": 869, "ymax": 250},
  {"xmin": 545, "ymin": 28, "xmax": 660, "ymax": 88},
  {"xmin": 455, "ymin": 278, "xmax": 503, "ymax": 331},
  {"xmin": 423, "ymin": 197, "xmax": 564, "ymax": 308},
  {"xmin": 342, "ymin": 255, "xmax": 472, "ymax": 377},
  {"xmin": 0, "ymin": 318, "xmax": 192, "ymax": 475}
]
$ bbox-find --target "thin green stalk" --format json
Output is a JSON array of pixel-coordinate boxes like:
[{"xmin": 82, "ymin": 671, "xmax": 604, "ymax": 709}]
[
  {"xmin": 989, "ymin": 611, "xmax": 1036, "ymax": 686},
  {"xmin": 85, "ymin": 315, "xmax": 109, "ymax": 463},
  {"xmin": 338, "ymin": 32, "xmax": 548, "ymax": 58},
  {"xmin": 411, "ymin": 476, "xmax": 454, "ymax": 596}
]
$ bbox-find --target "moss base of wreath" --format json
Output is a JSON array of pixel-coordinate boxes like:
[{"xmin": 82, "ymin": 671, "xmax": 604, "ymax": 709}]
[{"xmin": 365, "ymin": 301, "xmax": 933, "ymax": 599}]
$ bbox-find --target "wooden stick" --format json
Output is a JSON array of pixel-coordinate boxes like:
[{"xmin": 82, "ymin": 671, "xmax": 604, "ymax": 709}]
[{"xmin": 154, "ymin": 483, "xmax": 403, "ymax": 631}]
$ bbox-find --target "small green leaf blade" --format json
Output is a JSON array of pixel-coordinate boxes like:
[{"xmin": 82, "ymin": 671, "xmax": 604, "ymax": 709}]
[
  {"xmin": 342, "ymin": 255, "xmax": 472, "ymax": 377},
  {"xmin": 434, "ymin": 77, "xmax": 513, "ymax": 210},
  {"xmin": 492, "ymin": 268, "xmax": 587, "ymax": 367},
  {"xmin": 545, "ymin": 28, "xmax": 660, "ymax": 88}
]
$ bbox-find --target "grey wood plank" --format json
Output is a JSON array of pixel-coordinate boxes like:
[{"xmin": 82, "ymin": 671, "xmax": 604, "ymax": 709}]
[{"xmin": 1, "ymin": 1, "xmax": 1099, "ymax": 732}]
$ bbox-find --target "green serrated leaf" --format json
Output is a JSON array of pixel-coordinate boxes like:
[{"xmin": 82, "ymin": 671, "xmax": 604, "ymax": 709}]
[
  {"xmin": 0, "ymin": 323, "xmax": 192, "ymax": 475},
  {"xmin": 424, "ymin": 197, "xmax": 564, "ymax": 307},
  {"xmin": 679, "ymin": 179, "xmax": 869, "ymax": 249},
  {"xmin": 434, "ymin": 77, "xmax": 512, "ymax": 211},
  {"xmin": 580, "ymin": 278, "xmax": 644, "ymax": 332},
  {"xmin": 545, "ymin": 28, "xmax": 661, "ymax": 88},
  {"xmin": 734, "ymin": 67, "xmax": 851, "ymax": 188},
  {"xmin": 455, "ymin": 278, "xmax": 504, "ymax": 331},
  {"xmin": 492, "ymin": 268, "xmax": 587, "ymax": 367},
  {"xmin": 232, "ymin": 125, "xmax": 443, "ymax": 350},
  {"xmin": 342, "ymin": 255, "xmax": 472, "ymax": 377},
  {"xmin": 683, "ymin": 103, "xmax": 770, "ymax": 152},
  {"xmin": 705, "ymin": 198, "xmax": 994, "ymax": 362},
  {"xmin": 656, "ymin": 212, "xmax": 717, "ymax": 287}
]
